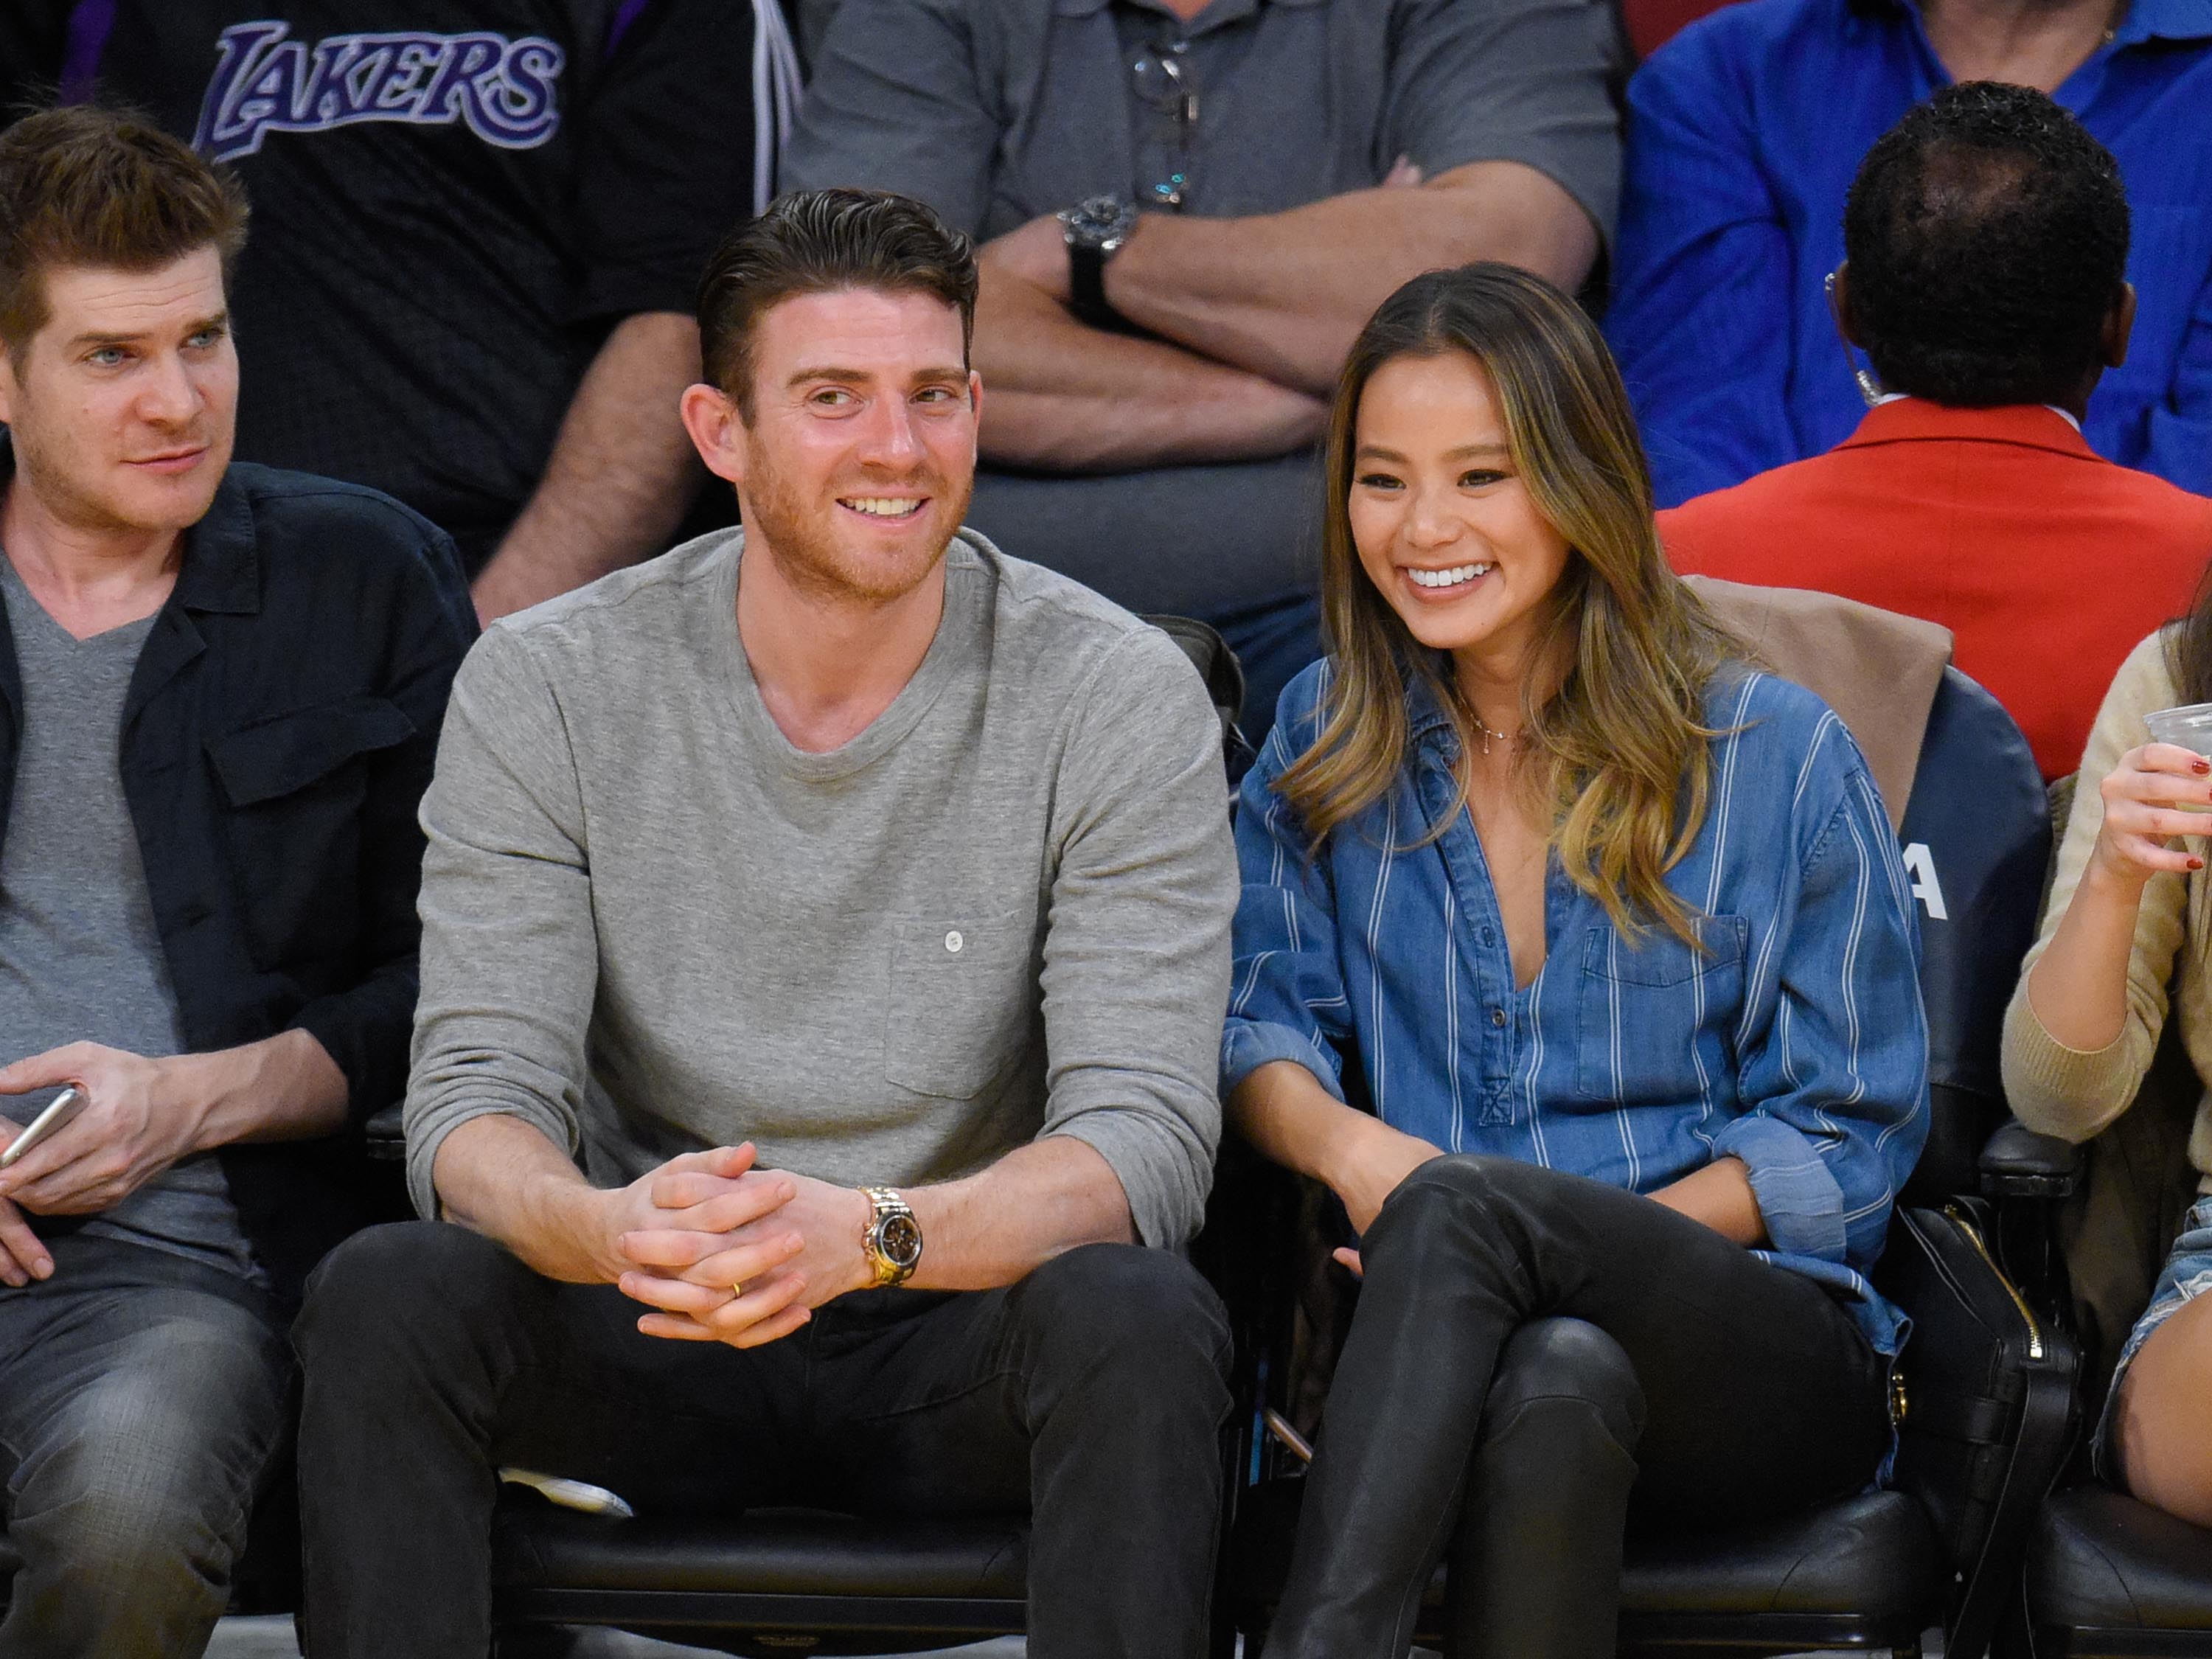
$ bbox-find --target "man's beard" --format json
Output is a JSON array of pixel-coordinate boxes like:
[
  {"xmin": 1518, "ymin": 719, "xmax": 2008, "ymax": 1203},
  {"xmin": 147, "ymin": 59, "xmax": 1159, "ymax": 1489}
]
[
  {"xmin": 10, "ymin": 408, "xmax": 222, "ymax": 538},
  {"xmin": 740, "ymin": 442, "xmax": 974, "ymax": 606}
]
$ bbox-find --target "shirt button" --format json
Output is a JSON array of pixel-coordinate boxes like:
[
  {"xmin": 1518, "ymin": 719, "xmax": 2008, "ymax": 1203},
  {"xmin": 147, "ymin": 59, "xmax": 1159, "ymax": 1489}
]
[
  {"xmin": 1489, "ymin": 1007, "xmax": 1507, "ymax": 1028},
  {"xmin": 1482, "ymin": 927, "xmax": 1498, "ymax": 947},
  {"xmin": 945, "ymin": 931, "xmax": 964, "ymax": 954}
]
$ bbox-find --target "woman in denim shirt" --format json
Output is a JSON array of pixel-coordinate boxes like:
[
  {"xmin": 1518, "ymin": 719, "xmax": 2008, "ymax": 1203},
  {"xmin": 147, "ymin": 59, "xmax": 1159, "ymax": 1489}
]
[{"xmin": 1223, "ymin": 264, "xmax": 1930, "ymax": 1658}]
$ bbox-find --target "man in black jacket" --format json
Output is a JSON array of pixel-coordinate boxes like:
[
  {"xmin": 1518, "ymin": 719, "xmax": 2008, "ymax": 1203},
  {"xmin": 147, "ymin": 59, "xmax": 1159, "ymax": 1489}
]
[{"xmin": 0, "ymin": 107, "xmax": 473, "ymax": 1657}]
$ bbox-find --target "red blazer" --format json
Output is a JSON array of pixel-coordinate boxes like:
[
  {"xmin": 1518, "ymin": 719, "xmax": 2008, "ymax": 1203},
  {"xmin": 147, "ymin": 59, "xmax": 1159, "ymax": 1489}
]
[{"xmin": 1660, "ymin": 400, "xmax": 2212, "ymax": 779}]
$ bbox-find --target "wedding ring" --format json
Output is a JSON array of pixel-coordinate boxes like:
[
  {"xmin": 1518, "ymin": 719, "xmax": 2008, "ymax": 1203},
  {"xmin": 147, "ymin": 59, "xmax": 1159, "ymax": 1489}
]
[{"xmin": 731, "ymin": 1281, "xmax": 746, "ymax": 1298}]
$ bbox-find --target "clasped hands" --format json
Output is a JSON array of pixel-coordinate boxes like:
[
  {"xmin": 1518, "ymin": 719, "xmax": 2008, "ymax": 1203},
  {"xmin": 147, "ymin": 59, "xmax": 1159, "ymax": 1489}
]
[{"xmin": 599, "ymin": 1143, "xmax": 875, "ymax": 1350}]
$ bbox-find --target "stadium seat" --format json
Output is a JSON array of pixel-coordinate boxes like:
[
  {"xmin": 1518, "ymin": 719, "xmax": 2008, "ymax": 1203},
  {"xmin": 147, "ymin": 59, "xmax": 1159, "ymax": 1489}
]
[
  {"xmin": 1222, "ymin": 661, "xmax": 2073, "ymax": 1659},
  {"xmin": 2028, "ymin": 1485, "xmax": 2212, "ymax": 1655},
  {"xmin": 486, "ymin": 1504, "xmax": 1036, "ymax": 1655}
]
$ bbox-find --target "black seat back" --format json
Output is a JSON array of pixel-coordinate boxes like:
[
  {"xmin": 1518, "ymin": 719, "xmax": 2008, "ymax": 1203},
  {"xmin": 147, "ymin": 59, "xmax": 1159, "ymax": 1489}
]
[
  {"xmin": 1895, "ymin": 667, "xmax": 2051, "ymax": 1203},
  {"xmin": 1143, "ymin": 613, "xmax": 1249, "ymax": 772}
]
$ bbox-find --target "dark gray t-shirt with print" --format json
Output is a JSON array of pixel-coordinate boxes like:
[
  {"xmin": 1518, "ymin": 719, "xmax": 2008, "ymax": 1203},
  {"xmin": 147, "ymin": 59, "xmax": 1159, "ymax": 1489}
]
[{"xmin": 0, "ymin": 557, "xmax": 260, "ymax": 1281}]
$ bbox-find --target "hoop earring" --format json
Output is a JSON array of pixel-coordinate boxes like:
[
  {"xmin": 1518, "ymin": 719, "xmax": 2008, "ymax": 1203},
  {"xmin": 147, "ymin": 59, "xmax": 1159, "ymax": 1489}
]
[{"xmin": 1825, "ymin": 270, "xmax": 1885, "ymax": 408}]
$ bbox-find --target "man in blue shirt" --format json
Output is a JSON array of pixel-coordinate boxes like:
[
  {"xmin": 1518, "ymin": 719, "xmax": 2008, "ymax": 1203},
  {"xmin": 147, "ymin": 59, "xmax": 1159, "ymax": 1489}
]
[{"xmin": 1606, "ymin": 0, "xmax": 2212, "ymax": 507}]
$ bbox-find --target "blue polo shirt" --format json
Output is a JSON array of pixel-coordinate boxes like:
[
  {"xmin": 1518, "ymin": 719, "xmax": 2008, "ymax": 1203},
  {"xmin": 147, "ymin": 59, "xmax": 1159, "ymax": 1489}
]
[{"xmin": 1606, "ymin": 0, "xmax": 2212, "ymax": 507}]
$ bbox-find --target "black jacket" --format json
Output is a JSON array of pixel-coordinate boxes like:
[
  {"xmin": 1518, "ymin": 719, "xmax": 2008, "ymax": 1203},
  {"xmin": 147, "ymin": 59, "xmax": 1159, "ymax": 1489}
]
[{"xmin": 0, "ymin": 455, "xmax": 476, "ymax": 1307}]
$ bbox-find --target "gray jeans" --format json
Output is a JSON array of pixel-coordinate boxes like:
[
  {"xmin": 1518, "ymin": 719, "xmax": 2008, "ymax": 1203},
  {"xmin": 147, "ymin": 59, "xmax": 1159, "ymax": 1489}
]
[{"xmin": 0, "ymin": 1232, "xmax": 289, "ymax": 1659}]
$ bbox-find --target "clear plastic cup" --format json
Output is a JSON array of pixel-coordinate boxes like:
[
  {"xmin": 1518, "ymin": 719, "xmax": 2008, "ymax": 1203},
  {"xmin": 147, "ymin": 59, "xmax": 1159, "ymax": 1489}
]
[{"xmin": 2143, "ymin": 703, "xmax": 2212, "ymax": 757}]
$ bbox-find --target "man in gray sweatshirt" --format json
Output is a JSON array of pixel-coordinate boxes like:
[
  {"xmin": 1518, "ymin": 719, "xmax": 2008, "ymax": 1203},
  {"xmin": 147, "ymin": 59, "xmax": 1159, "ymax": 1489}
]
[{"xmin": 291, "ymin": 189, "xmax": 1241, "ymax": 1657}]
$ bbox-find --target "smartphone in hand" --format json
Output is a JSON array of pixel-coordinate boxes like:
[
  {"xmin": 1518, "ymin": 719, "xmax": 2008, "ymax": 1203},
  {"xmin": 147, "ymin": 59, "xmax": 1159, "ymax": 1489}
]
[{"xmin": 0, "ymin": 1085, "xmax": 87, "ymax": 1171}]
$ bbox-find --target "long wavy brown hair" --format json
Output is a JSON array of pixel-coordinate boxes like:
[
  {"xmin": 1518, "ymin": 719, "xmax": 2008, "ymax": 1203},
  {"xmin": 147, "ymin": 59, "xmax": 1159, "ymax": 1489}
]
[{"xmin": 1273, "ymin": 263, "xmax": 1735, "ymax": 944}]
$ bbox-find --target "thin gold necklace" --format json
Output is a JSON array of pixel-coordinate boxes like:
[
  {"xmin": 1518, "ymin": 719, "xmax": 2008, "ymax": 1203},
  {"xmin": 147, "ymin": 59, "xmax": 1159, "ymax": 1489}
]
[{"xmin": 1469, "ymin": 712, "xmax": 1513, "ymax": 756}]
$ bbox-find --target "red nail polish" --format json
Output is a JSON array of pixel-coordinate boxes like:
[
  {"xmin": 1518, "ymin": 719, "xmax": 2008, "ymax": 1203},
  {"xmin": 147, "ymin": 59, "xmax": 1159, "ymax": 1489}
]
[
  {"xmin": 2192, "ymin": 858, "xmax": 2205, "ymax": 871},
  {"xmin": 2195, "ymin": 759, "xmax": 2209, "ymax": 774}
]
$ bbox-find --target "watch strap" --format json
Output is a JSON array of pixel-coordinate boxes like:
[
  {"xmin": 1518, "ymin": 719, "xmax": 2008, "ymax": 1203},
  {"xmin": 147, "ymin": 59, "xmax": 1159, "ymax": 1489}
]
[
  {"xmin": 861, "ymin": 1185, "xmax": 921, "ymax": 1287},
  {"xmin": 1069, "ymin": 240, "xmax": 1116, "ymax": 331}
]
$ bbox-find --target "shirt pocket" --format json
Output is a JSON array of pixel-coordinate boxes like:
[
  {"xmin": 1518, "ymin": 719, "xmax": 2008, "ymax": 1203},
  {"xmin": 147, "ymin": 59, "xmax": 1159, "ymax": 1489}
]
[
  {"xmin": 206, "ymin": 695, "xmax": 416, "ymax": 971},
  {"xmin": 883, "ymin": 909, "xmax": 1040, "ymax": 1099},
  {"xmin": 1573, "ymin": 914, "xmax": 1748, "ymax": 1105}
]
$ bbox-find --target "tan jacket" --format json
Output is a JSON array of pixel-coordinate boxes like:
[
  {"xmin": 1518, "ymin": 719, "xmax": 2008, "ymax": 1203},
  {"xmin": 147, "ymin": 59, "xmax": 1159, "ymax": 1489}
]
[{"xmin": 1685, "ymin": 574, "xmax": 1952, "ymax": 830}]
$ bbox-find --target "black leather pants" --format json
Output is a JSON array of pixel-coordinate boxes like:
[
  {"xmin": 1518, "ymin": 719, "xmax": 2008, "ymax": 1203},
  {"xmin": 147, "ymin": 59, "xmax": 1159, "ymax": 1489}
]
[{"xmin": 1265, "ymin": 1155, "xmax": 1891, "ymax": 1659}]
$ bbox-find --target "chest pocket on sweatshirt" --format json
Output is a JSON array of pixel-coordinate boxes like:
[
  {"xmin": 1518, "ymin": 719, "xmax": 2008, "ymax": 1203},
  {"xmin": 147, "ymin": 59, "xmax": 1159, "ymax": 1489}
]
[
  {"xmin": 884, "ymin": 911, "xmax": 1040, "ymax": 1099},
  {"xmin": 1574, "ymin": 915, "xmax": 1747, "ymax": 1105},
  {"xmin": 207, "ymin": 695, "xmax": 415, "ymax": 970}
]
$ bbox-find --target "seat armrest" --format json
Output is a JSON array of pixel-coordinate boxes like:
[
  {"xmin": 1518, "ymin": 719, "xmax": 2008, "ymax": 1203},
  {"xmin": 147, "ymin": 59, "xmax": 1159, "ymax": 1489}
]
[
  {"xmin": 365, "ymin": 1101, "xmax": 406, "ymax": 1163},
  {"xmin": 1978, "ymin": 1119, "xmax": 2081, "ymax": 1199}
]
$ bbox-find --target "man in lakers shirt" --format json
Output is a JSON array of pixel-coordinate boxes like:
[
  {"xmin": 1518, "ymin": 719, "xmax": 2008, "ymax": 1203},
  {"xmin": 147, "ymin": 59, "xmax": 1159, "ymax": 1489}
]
[{"xmin": 0, "ymin": 1, "xmax": 800, "ymax": 615}]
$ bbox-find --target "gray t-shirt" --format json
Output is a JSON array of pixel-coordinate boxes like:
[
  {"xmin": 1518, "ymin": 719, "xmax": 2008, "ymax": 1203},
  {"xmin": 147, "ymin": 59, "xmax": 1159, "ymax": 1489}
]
[
  {"xmin": 783, "ymin": 0, "xmax": 1624, "ymax": 616},
  {"xmin": 406, "ymin": 529, "xmax": 1237, "ymax": 1248},
  {"xmin": 0, "ymin": 558, "xmax": 258, "ymax": 1280}
]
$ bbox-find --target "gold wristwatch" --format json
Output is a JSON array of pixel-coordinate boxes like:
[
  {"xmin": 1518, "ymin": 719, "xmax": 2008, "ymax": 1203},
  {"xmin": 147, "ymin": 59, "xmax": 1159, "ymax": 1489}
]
[{"xmin": 860, "ymin": 1186, "xmax": 922, "ymax": 1287}]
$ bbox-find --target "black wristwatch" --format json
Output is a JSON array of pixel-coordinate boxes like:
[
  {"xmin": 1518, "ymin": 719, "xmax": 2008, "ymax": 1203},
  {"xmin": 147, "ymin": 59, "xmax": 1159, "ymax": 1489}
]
[{"xmin": 1058, "ymin": 194, "xmax": 1140, "ymax": 331}]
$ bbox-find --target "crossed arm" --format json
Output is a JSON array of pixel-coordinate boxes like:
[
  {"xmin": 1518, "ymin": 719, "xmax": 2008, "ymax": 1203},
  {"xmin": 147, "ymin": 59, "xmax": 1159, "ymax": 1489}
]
[{"xmin": 974, "ymin": 160, "xmax": 1600, "ymax": 471}]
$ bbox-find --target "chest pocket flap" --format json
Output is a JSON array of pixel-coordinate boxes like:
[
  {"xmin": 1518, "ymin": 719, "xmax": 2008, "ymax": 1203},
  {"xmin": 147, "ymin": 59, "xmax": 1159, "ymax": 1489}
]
[
  {"xmin": 207, "ymin": 695, "xmax": 416, "ymax": 807},
  {"xmin": 1574, "ymin": 914, "xmax": 1749, "ymax": 1102}
]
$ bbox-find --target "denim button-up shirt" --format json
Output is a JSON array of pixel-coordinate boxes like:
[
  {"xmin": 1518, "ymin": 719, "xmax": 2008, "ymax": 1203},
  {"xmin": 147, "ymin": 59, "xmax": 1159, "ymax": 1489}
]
[{"xmin": 1222, "ymin": 661, "xmax": 1930, "ymax": 1357}]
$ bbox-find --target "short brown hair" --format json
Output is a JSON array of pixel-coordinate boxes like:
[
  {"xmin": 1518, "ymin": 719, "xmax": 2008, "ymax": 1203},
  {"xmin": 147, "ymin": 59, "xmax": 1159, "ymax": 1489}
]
[
  {"xmin": 697, "ymin": 188, "xmax": 976, "ymax": 418},
  {"xmin": 0, "ymin": 105, "xmax": 250, "ymax": 365}
]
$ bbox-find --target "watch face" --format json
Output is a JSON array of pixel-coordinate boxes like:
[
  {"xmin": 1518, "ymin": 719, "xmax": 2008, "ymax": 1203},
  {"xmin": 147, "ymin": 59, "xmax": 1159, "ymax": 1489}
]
[
  {"xmin": 877, "ymin": 1212, "xmax": 923, "ymax": 1268},
  {"xmin": 1067, "ymin": 195, "xmax": 1136, "ymax": 247}
]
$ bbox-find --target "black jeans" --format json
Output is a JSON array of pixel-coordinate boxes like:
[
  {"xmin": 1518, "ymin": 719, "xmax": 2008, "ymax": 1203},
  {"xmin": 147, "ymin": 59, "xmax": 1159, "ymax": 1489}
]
[
  {"xmin": 1267, "ymin": 1155, "xmax": 1893, "ymax": 1659},
  {"xmin": 291, "ymin": 1221, "xmax": 1233, "ymax": 1658}
]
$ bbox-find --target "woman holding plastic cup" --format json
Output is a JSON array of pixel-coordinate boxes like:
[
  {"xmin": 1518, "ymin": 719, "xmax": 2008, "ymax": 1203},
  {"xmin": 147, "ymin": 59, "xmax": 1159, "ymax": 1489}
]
[{"xmin": 2003, "ymin": 612, "xmax": 2212, "ymax": 1526}]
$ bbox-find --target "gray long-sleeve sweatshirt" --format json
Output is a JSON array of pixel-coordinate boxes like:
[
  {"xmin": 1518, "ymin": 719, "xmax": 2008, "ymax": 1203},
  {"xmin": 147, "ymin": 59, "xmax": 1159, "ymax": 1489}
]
[{"xmin": 404, "ymin": 527, "xmax": 1237, "ymax": 1247}]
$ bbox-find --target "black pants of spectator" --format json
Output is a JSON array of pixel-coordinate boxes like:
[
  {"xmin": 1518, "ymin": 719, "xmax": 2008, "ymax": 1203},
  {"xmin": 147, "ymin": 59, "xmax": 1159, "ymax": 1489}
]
[
  {"xmin": 1265, "ymin": 1155, "xmax": 1892, "ymax": 1659},
  {"xmin": 291, "ymin": 1222, "xmax": 1233, "ymax": 1659}
]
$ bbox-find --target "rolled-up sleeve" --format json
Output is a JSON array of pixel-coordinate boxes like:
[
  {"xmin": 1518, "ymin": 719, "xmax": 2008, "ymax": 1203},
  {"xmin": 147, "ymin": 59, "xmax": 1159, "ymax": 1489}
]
[
  {"xmin": 1725, "ymin": 753, "xmax": 1930, "ymax": 1268},
  {"xmin": 1220, "ymin": 681, "xmax": 1355, "ymax": 1105},
  {"xmin": 1388, "ymin": 0, "xmax": 1624, "ymax": 246},
  {"xmin": 403, "ymin": 627, "xmax": 601, "ymax": 1220},
  {"xmin": 1037, "ymin": 630, "xmax": 1239, "ymax": 1248},
  {"xmin": 779, "ymin": 0, "xmax": 1001, "ymax": 233}
]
